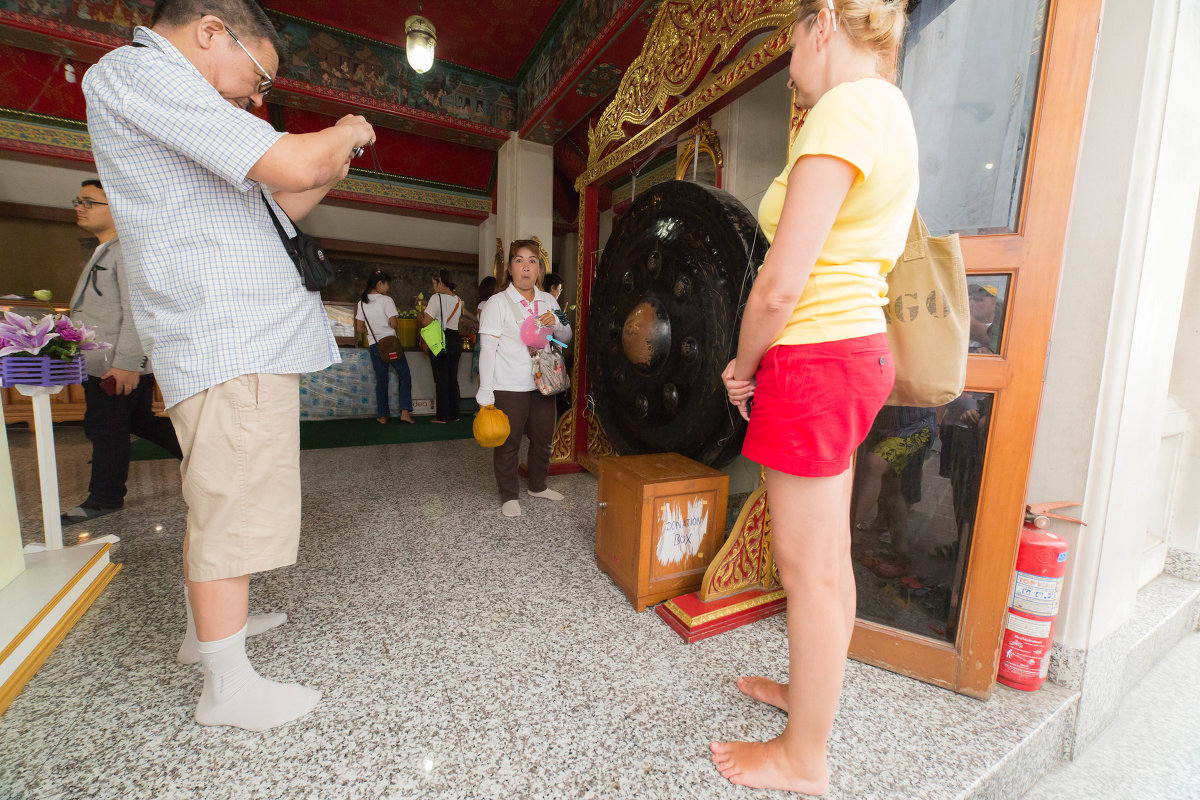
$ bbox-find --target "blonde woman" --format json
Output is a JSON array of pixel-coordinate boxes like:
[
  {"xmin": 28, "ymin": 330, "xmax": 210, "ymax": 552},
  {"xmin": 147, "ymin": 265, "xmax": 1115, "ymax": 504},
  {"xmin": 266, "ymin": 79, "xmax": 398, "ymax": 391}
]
[
  {"xmin": 716, "ymin": 0, "xmax": 916, "ymax": 793},
  {"xmin": 475, "ymin": 240, "xmax": 572, "ymax": 517}
]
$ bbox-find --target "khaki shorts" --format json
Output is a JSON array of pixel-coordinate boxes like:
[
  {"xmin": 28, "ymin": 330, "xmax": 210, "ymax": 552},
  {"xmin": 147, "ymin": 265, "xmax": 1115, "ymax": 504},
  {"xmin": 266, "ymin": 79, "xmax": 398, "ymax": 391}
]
[{"xmin": 168, "ymin": 374, "xmax": 302, "ymax": 582}]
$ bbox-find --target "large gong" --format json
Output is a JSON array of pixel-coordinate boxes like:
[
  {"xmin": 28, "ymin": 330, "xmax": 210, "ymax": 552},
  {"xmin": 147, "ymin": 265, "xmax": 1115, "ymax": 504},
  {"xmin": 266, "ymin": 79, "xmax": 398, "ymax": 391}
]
[{"xmin": 588, "ymin": 180, "xmax": 767, "ymax": 467}]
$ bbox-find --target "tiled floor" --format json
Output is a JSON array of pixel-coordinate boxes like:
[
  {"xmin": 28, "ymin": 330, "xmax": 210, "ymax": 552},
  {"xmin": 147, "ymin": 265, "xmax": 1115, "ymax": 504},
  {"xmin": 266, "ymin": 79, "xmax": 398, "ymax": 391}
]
[
  {"xmin": 2, "ymin": 424, "xmax": 1076, "ymax": 800},
  {"xmin": 1021, "ymin": 631, "xmax": 1200, "ymax": 800}
]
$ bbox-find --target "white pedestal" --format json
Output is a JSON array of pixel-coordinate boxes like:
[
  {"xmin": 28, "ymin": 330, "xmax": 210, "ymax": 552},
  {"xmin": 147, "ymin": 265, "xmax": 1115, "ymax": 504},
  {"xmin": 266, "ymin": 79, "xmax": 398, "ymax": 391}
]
[{"xmin": 14, "ymin": 385, "xmax": 64, "ymax": 551}]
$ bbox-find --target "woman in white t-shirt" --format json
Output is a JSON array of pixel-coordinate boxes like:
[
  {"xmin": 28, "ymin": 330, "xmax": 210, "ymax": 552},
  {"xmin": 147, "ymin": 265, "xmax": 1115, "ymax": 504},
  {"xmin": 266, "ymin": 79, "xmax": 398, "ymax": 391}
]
[
  {"xmin": 419, "ymin": 270, "xmax": 476, "ymax": 423},
  {"xmin": 355, "ymin": 271, "xmax": 414, "ymax": 425},
  {"xmin": 476, "ymin": 240, "xmax": 573, "ymax": 517}
]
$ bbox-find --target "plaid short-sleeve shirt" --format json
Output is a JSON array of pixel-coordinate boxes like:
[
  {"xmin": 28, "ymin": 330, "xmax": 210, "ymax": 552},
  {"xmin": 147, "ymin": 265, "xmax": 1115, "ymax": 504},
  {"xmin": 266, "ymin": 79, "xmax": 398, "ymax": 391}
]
[{"xmin": 82, "ymin": 27, "xmax": 338, "ymax": 408}]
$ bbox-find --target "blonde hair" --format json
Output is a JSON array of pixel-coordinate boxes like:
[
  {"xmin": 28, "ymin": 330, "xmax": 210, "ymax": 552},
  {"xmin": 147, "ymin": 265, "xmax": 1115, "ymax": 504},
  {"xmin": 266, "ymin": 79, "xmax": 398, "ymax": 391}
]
[{"xmin": 796, "ymin": 0, "xmax": 908, "ymax": 64}]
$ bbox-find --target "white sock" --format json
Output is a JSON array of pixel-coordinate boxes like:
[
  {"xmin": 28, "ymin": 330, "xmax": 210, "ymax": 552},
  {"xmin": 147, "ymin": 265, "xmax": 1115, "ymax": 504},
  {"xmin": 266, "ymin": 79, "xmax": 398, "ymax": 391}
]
[
  {"xmin": 177, "ymin": 586, "xmax": 287, "ymax": 665},
  {"xmin": 527, "ymin": 488, "xmax": 563, "ymax": 501},
  {"xmin": 194, "ymin": 626, "xmax": 321, "ymax": 732},
  {"xmin": 502, "ymin": 499, "xmax": 522, "ymax": 517}
]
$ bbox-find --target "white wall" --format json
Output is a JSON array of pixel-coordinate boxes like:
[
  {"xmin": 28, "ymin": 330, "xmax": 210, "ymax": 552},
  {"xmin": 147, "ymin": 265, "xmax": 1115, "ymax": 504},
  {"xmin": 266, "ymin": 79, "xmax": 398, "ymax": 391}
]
[
  {"xmin": 1027, "ymin": 0, "xmax": 1199, "ymax": 650},
  {"xmin": 1167, "ymin": 200, "xmax": 1200, "ymax": 553},
  {"xmin": 0, "ymin": 157, "xmax": 481, "ymax": 256},
  {"xmin": 495, "ymin": 133, "xmax": 553, "ymax": 255},
  {"xmin": 713, "ymin": 67, "xmax": 790, "ymax": 212},
  {"xmin": 302, "ymin": 203, "xmax": 478, "ymax": 253}
]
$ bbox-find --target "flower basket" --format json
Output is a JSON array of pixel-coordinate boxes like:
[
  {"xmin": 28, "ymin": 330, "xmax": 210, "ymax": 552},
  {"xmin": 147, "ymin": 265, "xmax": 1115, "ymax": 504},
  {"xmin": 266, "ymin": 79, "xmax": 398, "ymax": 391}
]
[{"xmin": 0, "ymin": 355, "xmax": 87, "ymax": 388}]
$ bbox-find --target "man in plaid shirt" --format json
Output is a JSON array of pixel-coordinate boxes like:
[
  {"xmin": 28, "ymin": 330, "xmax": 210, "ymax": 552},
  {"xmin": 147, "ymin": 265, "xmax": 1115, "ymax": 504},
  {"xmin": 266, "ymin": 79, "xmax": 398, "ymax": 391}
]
[{"xmin": 84, "ymin": 0, "xmax": 374, "ymax": 731}]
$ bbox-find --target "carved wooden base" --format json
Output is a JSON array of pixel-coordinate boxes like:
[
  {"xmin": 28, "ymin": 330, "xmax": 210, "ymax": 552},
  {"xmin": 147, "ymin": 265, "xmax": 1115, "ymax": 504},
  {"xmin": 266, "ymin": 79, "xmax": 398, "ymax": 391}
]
[{"xmin": 656, "ymin": 587, "xmax": 787, "ymax": 643}]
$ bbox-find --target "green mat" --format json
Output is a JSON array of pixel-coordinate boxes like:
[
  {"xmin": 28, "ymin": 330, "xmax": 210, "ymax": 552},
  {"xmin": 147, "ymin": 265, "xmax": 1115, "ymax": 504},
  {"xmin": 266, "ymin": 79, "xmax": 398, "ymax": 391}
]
[{"xmin": 129, "ymin": 415, "xmax": 476, "ymax": 461}]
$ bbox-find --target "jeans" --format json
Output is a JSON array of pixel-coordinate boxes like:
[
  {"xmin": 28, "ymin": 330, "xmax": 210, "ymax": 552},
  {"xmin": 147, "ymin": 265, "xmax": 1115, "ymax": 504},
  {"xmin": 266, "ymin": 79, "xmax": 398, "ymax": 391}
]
[
  {"xmin": 368, "ymin": 344, "xmax": 413, "ymax": 418},
  {"xmin": 82, "ymin": 373, "xmax": 182, "ymax": 509},
  {"xmin": 429, "ymin": 331, "xmax": 463, "ymax": 421}
]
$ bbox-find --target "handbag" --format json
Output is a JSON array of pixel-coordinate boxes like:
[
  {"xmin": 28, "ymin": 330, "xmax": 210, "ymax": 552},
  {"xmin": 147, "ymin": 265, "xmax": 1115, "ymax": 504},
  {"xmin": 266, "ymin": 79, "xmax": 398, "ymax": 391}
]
[
  {"xmin": 507, "ymin": 294, "xmax": 570, "ymax": 396},
  {"xmin": 531, "ymin": 344, "xmax": 570, "ymax": 396},
  {"xmin": 419, "ymin": 295, "xmax": 461, "ymax": 356},
  {"xmin": 883, "ymin": 209, "xmax": 969, "ymax": 407},
  {"xmin": 359, "ymin": 300, "xmax": 402, "ymax": 362},
  {"xmin": 262, "ymin": 191, "xmax": 335, "ymax": 292}
]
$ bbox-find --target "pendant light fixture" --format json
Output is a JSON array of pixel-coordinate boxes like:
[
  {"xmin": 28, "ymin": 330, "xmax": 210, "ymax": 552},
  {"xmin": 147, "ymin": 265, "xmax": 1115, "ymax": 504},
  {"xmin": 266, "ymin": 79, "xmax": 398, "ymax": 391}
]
[{"xmin": 405, "ymin": 3, "xmax": 437, "ymax": 74}]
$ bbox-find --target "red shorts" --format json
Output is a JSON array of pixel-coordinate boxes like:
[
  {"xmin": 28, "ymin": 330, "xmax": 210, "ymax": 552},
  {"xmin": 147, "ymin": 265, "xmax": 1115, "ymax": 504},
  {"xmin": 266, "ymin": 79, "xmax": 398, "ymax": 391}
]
[{"xmin": 742, "ymin": 333, "xmax": 894, "ymax": 477}]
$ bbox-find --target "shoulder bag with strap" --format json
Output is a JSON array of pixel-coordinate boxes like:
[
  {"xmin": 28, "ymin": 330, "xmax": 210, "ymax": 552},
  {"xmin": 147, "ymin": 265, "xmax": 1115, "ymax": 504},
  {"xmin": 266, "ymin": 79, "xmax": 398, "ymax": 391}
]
[
  {"xmin": 419, "ymin": 294, "xmax": 462, "ymax": 356},
  {"xmin": 359, "ymin": 299, "xmax": 403, "ymax": 362},
  {"xmin": 262, "ymin": 190, "xmax": 336, "ymax": 292},
  {"xmin": 883, "ymin": 209, "xmax": 969, "ymax": 407},
  {"xmin": 506, "ymin": 293, "xmax": 570, "ymax": 396}
]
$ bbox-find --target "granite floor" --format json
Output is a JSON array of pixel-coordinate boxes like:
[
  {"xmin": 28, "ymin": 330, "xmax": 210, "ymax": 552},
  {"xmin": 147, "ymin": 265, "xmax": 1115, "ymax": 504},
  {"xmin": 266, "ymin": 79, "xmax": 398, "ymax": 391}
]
[
  {"xmin": 1021, "ymin": 630, "xmax": 1200, "ymax": 800},
  {"xmin": 2, "ymin": 424, "xmax": 1079, "ymax": 800}
]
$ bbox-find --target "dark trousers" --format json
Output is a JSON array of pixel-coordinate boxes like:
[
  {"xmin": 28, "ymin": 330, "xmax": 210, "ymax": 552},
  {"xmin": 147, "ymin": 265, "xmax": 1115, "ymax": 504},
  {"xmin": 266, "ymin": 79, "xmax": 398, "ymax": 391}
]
[
  {"xmin": 493, "ymin": 389, "xmax": 556, "ymax": 503},
  {"xmin": 82, "ymin": 374, "xmax": 182, "ymax": 509},
  {"xmin": 368, "ymin": 344, "xmax": 413, "ymax": 418},
  {"xmin": 430, "ymin": 332, "xmax": 463, "ymax": 421}
]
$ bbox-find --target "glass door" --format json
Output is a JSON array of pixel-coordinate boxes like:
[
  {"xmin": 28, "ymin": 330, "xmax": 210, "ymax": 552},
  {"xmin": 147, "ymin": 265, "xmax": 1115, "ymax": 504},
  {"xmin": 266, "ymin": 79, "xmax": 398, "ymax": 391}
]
[{"xmin": 847, "ymin": 0, "xmax": 1098, "ymax": 698}]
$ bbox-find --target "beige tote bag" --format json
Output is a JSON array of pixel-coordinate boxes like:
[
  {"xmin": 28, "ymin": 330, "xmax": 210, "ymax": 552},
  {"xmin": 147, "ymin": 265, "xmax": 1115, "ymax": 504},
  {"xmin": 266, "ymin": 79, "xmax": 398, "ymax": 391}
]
[{"xmin": 882, "ymin": 210, "xmax": 969, "ymax": 407}]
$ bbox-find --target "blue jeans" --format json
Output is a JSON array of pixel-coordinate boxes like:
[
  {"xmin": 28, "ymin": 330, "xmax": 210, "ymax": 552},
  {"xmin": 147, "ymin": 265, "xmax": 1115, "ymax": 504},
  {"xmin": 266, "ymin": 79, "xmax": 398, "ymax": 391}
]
[{"xmin": 368, "ymin": 345, "xmax": 412, "ymax": 418}]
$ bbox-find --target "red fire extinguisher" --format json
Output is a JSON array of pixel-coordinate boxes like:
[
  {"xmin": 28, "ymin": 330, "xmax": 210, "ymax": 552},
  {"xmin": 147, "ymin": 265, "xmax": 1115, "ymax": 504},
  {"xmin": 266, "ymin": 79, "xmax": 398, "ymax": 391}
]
[{"xmin": 997, "ymin": 502, "xmax": 1085, "ymax": 691}]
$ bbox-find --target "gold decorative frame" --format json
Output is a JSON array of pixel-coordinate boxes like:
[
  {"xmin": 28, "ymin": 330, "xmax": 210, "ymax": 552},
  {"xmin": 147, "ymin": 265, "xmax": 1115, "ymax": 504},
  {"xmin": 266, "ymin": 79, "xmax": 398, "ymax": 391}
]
[
  {"xmin": 675, "ymin": 119, "xmax": 724, "ymax": 183},
  {"xmin": 493, "ymin": 237, "xmax": 505, "ymax": 283}
]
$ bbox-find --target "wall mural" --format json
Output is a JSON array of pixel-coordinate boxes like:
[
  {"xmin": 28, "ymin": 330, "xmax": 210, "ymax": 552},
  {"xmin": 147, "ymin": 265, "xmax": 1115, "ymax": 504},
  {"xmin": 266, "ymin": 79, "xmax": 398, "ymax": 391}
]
[
  {"xmin": 0, "ymin": 1, "xmax": 518, "ymax": 132},
  {"xmin": 518, "ymin": 0, "xmax": 662, "ymax": 122},
  {"xmin": 0, "ymin": 0, "xmax": 152, "ymax": 38},
  {"xmin": 273, "ymin": 14, "xmax": 517, "ymax": 131}
]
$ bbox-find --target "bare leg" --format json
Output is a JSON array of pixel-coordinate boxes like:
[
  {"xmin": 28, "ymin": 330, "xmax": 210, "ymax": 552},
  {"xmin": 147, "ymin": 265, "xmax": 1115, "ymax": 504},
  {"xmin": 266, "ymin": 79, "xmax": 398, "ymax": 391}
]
[
  {"xmin": 711, "ymin": 466, "xmax": 855, "ymax": 794},
  {"xmin": 852, "ymin": 452, "xmax": 888, "ymax": 529},
  {"xmin": 188, "ymin": 575, "xmax": 249, "ymax": 641}
]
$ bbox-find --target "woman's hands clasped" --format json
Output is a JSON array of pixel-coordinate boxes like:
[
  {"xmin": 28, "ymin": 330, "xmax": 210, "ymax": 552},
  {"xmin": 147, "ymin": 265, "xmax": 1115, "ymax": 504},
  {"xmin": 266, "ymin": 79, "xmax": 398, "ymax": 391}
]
[{"xmin": 722, "ymin": 358, "xmax": 756, "ymax": 421}]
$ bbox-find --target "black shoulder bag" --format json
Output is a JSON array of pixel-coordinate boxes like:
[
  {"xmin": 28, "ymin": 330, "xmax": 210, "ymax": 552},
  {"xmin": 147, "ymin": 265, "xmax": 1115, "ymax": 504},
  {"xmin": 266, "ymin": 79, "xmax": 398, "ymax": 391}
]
[{"xmin": 262, "ymin": 191, "xmax": 335, "ymax": 292}]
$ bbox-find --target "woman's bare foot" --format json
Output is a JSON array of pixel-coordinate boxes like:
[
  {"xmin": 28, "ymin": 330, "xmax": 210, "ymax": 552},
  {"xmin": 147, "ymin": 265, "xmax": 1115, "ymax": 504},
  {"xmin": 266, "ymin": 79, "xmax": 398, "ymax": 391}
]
[
  {"xmin": 737, "ymin": 676, "xmax": 789, "ymax": 712},
  {"xmin": 400, "ymin": 411, "xmax": 415, "ymax": 423},
  {"xmin": 710, "ymin": 738, "xmax": 829, "ymax": 795},
  {"xmin": 375, "ymin": 417, "xmax": 387, "ymax": 425}
]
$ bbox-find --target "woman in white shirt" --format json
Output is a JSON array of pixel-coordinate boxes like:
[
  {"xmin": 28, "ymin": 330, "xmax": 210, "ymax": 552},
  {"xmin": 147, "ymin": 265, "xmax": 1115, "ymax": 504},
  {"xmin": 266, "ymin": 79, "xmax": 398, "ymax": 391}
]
[
  {"xmin": 476, "ymin": 240, "xmax": 573, "ymax": 517},
  {"xmin": 355, "ymin": 271, "xmax": 414, "ymax": 425},
  {"xmin": 419, "ymin": 270, "xmax": 474, "ymax": 423}
]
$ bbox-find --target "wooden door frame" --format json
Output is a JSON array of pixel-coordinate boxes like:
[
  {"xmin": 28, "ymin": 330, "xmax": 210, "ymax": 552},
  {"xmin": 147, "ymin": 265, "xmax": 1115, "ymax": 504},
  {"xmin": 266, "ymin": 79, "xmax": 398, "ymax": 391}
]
[
  {"xmin": 565, "ymin": 0, "xmax": 1101, "ymax": 699},
  {"xmin": 850, "ymin": 0, "xmax": 1103, "ymax": 698}
]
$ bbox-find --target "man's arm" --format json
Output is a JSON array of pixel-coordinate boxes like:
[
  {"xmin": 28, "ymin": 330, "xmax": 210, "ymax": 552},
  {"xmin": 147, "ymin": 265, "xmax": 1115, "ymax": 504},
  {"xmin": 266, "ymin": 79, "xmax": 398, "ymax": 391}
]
[
  {"xmin": 271, "ymin": 176, "xmax": 341, "ymax": 222},
  {"xmin": 248, "ymin": 115, "xmax": 374, "ymax": 199}
]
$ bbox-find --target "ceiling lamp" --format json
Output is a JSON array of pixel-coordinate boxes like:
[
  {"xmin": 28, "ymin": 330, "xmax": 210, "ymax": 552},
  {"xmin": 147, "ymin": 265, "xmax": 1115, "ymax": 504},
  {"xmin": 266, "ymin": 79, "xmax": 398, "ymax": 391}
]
[{"xmin": 405, "ymin": 5, "xmax": 437, "ymax": 74}]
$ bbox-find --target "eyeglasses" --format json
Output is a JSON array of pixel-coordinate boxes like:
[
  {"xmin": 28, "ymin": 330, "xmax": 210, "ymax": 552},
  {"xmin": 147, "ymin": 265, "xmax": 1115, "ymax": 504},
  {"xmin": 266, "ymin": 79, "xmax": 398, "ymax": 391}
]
[
  {"xmin": 73, "ymin": 197, "xmax": 108, "ymax": 209},
  {"xmin": 225, "ymin": 26, "xmax": 274, "ymax": 96}
]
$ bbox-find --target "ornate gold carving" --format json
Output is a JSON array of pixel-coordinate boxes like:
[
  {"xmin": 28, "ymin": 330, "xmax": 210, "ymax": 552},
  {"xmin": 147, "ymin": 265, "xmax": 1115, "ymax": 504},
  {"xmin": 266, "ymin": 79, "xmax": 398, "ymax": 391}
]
[
  {"xmin": 587, "ymin": 0, "xmax": 798, "ymax": 172},
  {"xmin": 587, "ymin": 410, "xmax": 616, "ymax": 460},
  {"xmin": 550, "ymin": 407, "xmax": 576, "ymax": 464},
  {"xmin": 788, "ymin": 89, "xmax": 809, "ymax": 153},
  {"xmin": 493, "ymin": 237, "xmax": 505, "ymax": 283},
  {"xmin": 699, "ymin": 468, "xmax": 780, "ymax": 601},
  {"xmin": 532, "ymin": 235, "xmax": 551, "ymax": 277},
  {"xmin": 580, "ymin": 22, "xmax": 794, "ymax": 189}
]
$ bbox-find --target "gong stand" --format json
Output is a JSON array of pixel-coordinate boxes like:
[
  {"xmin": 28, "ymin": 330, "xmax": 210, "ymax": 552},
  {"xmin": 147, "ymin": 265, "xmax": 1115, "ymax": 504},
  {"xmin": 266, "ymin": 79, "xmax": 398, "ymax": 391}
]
[{"xmin": 555, "ymin": 0, "xmax": 800, "ymax": 637}]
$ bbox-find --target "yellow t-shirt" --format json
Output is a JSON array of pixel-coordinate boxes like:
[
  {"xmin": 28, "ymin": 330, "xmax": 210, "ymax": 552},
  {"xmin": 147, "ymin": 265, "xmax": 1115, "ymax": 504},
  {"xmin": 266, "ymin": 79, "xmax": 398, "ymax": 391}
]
[{"xmin": 757, "ymin": 78, "xmax": 919, "ymax": 346}]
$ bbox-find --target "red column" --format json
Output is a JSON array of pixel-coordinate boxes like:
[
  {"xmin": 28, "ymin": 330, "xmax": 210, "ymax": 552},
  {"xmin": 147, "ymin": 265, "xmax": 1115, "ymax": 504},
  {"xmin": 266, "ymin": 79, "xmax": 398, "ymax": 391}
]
[{"xmin": 573, "ymin": 184, "xmax": 599, "ymax": 468}]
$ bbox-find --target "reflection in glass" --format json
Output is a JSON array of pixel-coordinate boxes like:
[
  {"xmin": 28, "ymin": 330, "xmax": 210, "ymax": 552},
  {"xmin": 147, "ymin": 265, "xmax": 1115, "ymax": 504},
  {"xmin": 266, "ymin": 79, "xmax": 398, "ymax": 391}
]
[
  {"xmin": 966, "ymin": 274, "xmax": 1011, "ymax": 355},
  {"xmin": 851, "ymin": 392, "xmax": 993, "ymax": 642},
  {"xmin": 899, "ymin": 0, "xmax": 1050, "ymax": 235}
]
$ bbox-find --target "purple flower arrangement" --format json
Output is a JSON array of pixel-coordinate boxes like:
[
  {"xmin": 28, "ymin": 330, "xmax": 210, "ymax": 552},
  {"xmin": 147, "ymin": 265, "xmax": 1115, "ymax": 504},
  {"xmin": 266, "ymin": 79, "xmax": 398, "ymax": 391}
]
[{"xmin": 0, "ymin": 312, "xmax": 109, "ymax": 360}]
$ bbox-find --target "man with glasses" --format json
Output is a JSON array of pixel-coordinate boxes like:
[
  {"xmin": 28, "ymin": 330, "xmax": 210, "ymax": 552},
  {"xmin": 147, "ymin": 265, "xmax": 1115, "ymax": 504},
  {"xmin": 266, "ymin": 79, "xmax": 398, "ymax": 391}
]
[
  {"xmin": 63, "ymin": 178, "xmax": 183, "ymax": 524},
  {"xmin": 83, "ymin": 0, "xmax": 374, "ymax": 732}
]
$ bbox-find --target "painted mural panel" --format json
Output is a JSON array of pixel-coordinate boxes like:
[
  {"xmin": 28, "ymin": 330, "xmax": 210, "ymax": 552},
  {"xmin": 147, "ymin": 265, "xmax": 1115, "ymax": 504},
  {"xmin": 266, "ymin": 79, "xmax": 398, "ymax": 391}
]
[
  {"xmin": 517, "ymin": 0, "xmax": 660, "ymax": 122},
  {"xmin": 273, "ymin": 15, "xmax": 517, "ymax": 131},
  {"xmin": 0, "ymin": 1, "xmax": 518, "ymax": 131}
]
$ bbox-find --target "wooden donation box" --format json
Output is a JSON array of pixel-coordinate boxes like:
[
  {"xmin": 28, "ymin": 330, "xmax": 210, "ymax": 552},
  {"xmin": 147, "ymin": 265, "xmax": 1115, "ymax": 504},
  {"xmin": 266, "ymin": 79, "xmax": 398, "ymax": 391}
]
[{"xmin": 596, "ymin": 453, "xmax": 729, "ymax": 612}]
